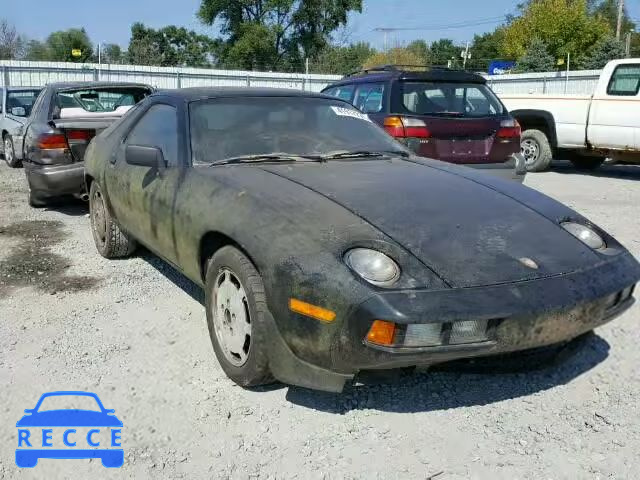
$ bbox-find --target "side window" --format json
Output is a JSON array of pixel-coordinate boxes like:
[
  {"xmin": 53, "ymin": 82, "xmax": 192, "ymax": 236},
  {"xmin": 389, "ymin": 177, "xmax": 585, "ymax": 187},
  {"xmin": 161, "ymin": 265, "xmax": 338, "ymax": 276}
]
[
  {"xmin": 324, "ymin": 85, "xmax": 355, "ymax": 102},
  {"xmin": 0, "ymin": 90, "xmax": 3, "ymax": 113},
  {"xmin": 607, "ymin": 64, "xmax": 640, "ymax": 96},
  {"xmin": 353, "ymin": 83, "xmax": 385, "ymax": 113},
  {"xmin": 127, "ymin": 104, "xmax": 179, "ymax": 166}
]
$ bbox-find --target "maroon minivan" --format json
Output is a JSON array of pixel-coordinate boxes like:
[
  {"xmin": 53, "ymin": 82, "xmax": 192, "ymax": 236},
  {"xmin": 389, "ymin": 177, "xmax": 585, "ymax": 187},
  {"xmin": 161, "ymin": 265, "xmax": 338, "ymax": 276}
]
[{"xmin": 322, "ymin": 66, "xmax": 525, "ymax": 181}]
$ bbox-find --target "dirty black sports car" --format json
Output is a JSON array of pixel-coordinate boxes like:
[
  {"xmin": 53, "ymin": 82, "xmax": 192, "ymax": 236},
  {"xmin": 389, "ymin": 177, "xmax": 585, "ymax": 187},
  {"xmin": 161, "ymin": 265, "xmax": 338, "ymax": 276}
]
[{"xmin": 84, "ymin": 88, "xmax": 640, "ymax": 392}]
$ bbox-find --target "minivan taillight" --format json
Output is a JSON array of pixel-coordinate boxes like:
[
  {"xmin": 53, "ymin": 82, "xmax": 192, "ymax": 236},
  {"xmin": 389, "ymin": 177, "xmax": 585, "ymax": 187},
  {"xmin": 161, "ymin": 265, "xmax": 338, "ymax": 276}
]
[
  {"xmin": 497, "ymin": 119, "xmax": 521, "ymax": 139},
  {"xmin": 384, "ymin": 116, "xmax": 431, "ymax": 139},
  {"xmin": 37, "ymin": 134, "xmax": 68, "ymax": 150}
]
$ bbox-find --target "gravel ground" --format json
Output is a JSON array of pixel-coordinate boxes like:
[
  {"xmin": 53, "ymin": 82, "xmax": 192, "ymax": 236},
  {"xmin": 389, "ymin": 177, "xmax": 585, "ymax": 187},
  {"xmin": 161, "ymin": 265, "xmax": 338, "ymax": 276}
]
[{"xmin": 0, "ymin": 160, "xmax": 639, "ymax": 479}]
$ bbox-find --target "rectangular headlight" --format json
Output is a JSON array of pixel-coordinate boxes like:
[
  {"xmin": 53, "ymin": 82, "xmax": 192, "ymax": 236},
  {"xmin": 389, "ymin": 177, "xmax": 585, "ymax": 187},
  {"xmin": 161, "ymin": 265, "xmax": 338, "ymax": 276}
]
[
  {"xmin": 403, "ymin": 323, "xmax": 443, "ymax": 347},
  {"xmin": 449, "ymin": 319, "xmax": 489, "ymax": 345}
]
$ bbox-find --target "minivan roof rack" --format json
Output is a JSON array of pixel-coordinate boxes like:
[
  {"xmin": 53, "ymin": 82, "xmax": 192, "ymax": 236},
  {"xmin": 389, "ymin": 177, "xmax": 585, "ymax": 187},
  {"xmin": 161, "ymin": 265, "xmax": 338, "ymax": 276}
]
[{"xmin": 345, "ymin": 64, "xmax": 472, "ymax": 77}]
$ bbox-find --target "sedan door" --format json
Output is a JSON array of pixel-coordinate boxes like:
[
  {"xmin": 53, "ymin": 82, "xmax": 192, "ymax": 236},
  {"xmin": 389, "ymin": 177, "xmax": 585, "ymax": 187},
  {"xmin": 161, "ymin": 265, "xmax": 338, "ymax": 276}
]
[{"xmin": 105, "ymin": 101, "xmax": 187, "ymax": 266}]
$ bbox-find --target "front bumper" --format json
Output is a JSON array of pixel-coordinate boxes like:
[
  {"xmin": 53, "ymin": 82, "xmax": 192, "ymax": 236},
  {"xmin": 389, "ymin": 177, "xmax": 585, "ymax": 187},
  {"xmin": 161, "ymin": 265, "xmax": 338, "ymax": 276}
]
[
  {"xmin": 24, "ymin": 162, "xmax": 85, "ymax": 197},
  {"xmin": 269, "ymin": 252, "xmax": 639, "ymax": 391}
]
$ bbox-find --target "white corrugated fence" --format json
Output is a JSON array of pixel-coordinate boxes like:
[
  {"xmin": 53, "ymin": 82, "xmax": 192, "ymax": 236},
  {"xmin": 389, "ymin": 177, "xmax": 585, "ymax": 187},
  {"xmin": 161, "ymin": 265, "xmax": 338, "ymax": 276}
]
[{"xmin": 1, "ymin": 60, "xmax": 602, "ymax": 96}]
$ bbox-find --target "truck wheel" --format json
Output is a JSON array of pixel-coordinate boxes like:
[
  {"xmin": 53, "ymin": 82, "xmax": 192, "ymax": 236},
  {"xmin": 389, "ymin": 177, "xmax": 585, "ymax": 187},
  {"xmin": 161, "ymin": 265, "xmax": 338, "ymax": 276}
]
[
  {"xmin": 569, "ymin": 155, "xmax": 605, "ymax": 171},
  {"xmin": 205, "ymin": 246, "xmax": 275, "ymax": 388},
  {"xmin": 3, "ymin": 135, "xmax": 21, "ymax": 168},
  {"xmin": 521, "ymin": 129, "xmax": 552, "ymax": 172},
  {"xmin": 89, "ymin": 181, "xmax": 137, "ymax": 258}
]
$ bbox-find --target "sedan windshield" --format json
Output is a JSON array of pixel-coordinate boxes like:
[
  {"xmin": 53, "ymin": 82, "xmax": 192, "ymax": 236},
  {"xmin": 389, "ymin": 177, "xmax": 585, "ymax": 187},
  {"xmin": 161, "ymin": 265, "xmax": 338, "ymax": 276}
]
[
  {"xmin": 190, "ymin": 97, "xmax": 408, "ymax": 164},
  {"xmin": 55, "ymin": 87, "xmax": 150, "ymax": 116},
  {"xmin": 6, "ymin": 89, "xmax": 41, "ymax": 117},
  {"xmin": 401, "ymin": 81, "xmax": 505, "ymax": 117}
]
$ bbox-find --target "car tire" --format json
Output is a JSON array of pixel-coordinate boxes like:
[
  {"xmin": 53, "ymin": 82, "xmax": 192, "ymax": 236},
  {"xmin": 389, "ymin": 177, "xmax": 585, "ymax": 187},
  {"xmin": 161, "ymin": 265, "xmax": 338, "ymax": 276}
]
[
  {"xmin": 205, "ymin": 246, "xmax": 275, "ymax": 388},
  {"xmin": 89, "ymin": 181, "xmax": 137, "ymax": 258},
  {"xmin": 569, "ymin": 155, "xmax": 605, "ymax": 171},
  {"xmin": 521, "ymin": 129, "xmax": 553, "ymax": 172},
  {"xmin": 3, "ymin": 134, "xmax": 21, "ymax": 168}
]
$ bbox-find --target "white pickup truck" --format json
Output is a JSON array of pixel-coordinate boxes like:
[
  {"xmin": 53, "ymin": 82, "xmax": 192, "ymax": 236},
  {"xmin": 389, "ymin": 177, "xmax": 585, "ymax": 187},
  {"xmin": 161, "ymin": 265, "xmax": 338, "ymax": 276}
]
[{"xmin": 499, "ymin": 59, "xmax": 640, "ymax": 172}]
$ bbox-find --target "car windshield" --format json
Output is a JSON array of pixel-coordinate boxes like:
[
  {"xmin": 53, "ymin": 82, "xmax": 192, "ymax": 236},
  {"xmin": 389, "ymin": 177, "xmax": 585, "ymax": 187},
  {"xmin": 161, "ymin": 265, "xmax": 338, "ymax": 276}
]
[
  {"xmin": 55, "ymin": 87, "xmax": 150, "ymax": 116},
  {"xmin": 190, "ymin": 96, "xmax": 408, "ymax": 164},
  {"xmin": 37, "ymin": 395, "xmax": 102, "ymax": 412},
  {"xmin": 6, "ymin": 89, "xmax": 41, "ymax": 117},
  {"xmin": 401, "ymin": 81, "xmax": 505, "ymax": 117}
]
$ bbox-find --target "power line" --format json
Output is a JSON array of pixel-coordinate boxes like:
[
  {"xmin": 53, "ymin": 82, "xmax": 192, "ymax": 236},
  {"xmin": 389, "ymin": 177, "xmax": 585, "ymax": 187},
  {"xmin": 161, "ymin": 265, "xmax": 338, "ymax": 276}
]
[{"xmin": 373, "ymin": 16, "xmax": 508, "ymax": 32}]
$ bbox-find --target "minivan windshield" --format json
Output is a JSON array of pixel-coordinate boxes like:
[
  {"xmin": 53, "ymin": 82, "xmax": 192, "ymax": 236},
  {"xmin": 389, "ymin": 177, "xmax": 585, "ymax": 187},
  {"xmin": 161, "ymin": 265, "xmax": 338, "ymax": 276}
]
[
  {"xmin": 401, "ymin": 81, "xmax": 505, "ymax": 117},
  {"xmin": 190, "ymin": 97, "xmax": 408, "ymax": 164}
]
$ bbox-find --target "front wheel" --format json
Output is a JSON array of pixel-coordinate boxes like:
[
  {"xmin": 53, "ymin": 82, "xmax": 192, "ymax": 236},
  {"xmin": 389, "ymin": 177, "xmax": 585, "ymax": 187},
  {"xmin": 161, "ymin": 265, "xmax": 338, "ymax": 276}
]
[
  {"xmin": 89, "ymin": 181, "xmax": 137, "ymax": 258},
  {"xmin": 3, "ymin": 135, "xmax": 21, "ymax": 168},
  {"xmin": 205, "ymin": 246, "xmax": 274, "ymax": 387},
  {"xmin": 521, "ymin": 129, "xmax": 553, "ymax": 172}
]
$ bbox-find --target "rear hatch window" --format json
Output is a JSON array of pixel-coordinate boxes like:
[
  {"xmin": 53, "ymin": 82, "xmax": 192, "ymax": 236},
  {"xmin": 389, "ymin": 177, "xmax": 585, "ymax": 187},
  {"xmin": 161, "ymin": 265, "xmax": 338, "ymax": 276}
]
[
  {"xmin": 400, "ymin": 81, "xmax": 504, "ymax": 117},
  {"xmin": 54, "ymin": 87, "xmax": 151, "ymax": 119}
]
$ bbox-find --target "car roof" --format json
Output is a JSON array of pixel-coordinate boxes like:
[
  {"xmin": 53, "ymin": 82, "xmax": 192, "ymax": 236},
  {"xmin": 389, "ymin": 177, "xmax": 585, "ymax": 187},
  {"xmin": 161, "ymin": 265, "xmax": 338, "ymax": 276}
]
[
  {"xmin": 150, "ymin": 87, "xmax": 338, "ymax": 102},
  {"xmin": 328, "ymin": 66, "xmax": 487, "ymax": 87},
  {"xmin": 3, "ymin": 86, "xmax": 42, "ymax": 91},
  {"xmin": 45, "ymin": 81, "xmax": 152, "ymax": 91}
]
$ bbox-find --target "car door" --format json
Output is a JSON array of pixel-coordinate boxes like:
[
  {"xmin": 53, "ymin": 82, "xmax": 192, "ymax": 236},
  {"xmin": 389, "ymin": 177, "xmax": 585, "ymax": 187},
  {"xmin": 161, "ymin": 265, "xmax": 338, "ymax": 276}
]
[
  {"xmin": 106, "ymin": 100, "xmax": 186, "ymax": 266},
  {"xmin": 587, "ymin": 63, "xmax": 640, "ymax": 150}
]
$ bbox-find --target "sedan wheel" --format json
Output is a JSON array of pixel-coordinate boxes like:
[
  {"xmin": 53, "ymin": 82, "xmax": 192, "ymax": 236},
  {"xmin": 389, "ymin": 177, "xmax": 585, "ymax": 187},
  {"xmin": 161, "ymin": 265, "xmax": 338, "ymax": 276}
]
[
  {"xmin": 89, "ymin": 181, "xmax": 137, "ymax": 258},
  {"xmin": 212, "ymin": 269, "xmax": 252, "ymax": 366},
  {"xmin": 205, "ymin": 246, "xmax": 274, "ymax": 387},
  {"xmin": 3, "ymin": 136, "xmax": 21, "ymax": 168}
]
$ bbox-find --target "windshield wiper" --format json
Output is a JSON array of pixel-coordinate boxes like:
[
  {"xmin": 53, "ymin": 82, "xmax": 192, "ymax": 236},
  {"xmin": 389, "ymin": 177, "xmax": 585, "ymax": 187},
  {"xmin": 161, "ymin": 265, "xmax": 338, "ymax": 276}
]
[
  {"xmin": 319, "ymin": 150, "xmax": 409, "ymax": 160},
  {"xmin": 212, "ymin": 153, "xmax": 315, "ymax": 165}
]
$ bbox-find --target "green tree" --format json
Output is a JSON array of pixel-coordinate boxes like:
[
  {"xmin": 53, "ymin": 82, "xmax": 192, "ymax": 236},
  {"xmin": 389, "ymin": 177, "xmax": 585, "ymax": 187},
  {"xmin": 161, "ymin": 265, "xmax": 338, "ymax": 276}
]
[
  {"xmin": 197, "ymin": 0, "xmax": 363, "ymax": 71},
  {"xmin": 514, "ymin": 38, "xmax": 556, "ymax": 72},
  {"xmin": 311, "ymin": 42, "xmax": 375, "ymax": 74},
  {"xmin": 501, "ymin": 0, "xmax": 611, "ymax": 69},
  {"xmin": 24, "ymin": 40, "xmax": 51, "ymax": 61},
  {"xmin": 102, "ymin": 43, "xmax": 123, "ymax": 64},
  {"xmin": 429, "ymin": 39, "xmax": 461, "ymax": 67},
  {"xmin": 583, "ymin": 35, "xmax": 626, "ymax": 69},
  {"xmin": 406, "ymin": 39, "xmax": 430, "ymax": 65},
  {"xmin": 468, "ymin": 29, "xmax": 508, "ymax": 71},
  {"xmin": 46, "ymin": 28, "xmax": 93, "ymax": 62},
  {"xmin": 127, "ymin": 23, "xmax": 219, "ymax": 67},
  {"xmin": 591, "ymin": 0, "xmax": 635, "ymax": 35}
]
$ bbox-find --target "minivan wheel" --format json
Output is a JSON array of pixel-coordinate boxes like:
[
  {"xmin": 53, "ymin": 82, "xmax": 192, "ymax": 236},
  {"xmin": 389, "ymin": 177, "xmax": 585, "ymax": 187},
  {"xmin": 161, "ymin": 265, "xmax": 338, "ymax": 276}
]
[
  {"xmin": 89, "ymin": 181, "xmax": 137, "ymax": 258},
  {"xmin": 205, "ymin": 246, "xmax": 274, "ymax": 387},
  {"xmin": 521, "ymin": 129, "xmax": 552, "ymax": 172},
  {"xmin": 3, "ymin": 135, "xmax": 21, "ymax": 168}
]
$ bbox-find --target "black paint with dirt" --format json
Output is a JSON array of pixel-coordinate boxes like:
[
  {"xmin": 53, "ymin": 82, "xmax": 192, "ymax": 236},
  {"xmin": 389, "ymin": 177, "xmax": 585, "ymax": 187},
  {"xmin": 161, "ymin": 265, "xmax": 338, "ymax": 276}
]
[{"xmin": 0, "ymin": 220, "xmax": 99, "ymax": 295}]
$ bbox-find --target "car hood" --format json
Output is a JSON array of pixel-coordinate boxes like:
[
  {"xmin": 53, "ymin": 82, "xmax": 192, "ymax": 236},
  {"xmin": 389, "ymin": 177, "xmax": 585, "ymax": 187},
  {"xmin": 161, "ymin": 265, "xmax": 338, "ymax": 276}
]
[
  {"xmin": 260, "ymin": 158, "xmax": 602, "ymax": 288},
  {"xmin": 16, "ymin": 410, "xmax": 123, "ymax": 427}
]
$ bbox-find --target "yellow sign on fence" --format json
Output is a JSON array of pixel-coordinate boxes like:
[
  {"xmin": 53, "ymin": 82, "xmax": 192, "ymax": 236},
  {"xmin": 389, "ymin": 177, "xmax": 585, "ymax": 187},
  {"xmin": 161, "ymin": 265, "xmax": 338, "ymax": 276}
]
[{"xmin": 71, "ymin": 49, "xmax": 82, "ymax": 58}]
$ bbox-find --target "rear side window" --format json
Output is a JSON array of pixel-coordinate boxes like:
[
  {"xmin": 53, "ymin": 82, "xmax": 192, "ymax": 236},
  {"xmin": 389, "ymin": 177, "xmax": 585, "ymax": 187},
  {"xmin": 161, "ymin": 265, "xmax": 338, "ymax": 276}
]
[
  {"xmin": 127, "ymin": 104, "xmax": 178, "ymax": 166},
  {"xmin": 353, "ymin": 83, "xmax": 385, "ymax": 113},
  {"xmin": 401, "ymin": 81, "xmax": 504, "ymax": 117},
  {"xmin": 323, "ymin": 85, "xmax": 355, "ymax": 102},
  {"xmin": 607, "ymin": 64, "xmax": 640, "ymax": 96}
]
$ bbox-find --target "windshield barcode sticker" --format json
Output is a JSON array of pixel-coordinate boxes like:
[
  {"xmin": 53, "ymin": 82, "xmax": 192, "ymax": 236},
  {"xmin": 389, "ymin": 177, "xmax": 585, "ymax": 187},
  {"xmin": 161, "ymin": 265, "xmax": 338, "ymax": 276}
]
[{"xmin": 330, "ymin": 106, "xmax": 371, "ymax": 122}]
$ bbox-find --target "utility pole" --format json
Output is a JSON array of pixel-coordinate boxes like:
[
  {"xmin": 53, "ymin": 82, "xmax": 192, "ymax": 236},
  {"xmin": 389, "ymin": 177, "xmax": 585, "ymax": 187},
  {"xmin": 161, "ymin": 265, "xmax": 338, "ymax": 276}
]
[
  {"xmin": 625, "ymin": 31, "xmax": 632, "ymax": 57},
  {"xmin": 616, "ymin": 0, "xmax": 624, "ymax": 40},
  {"xmin": 461, "ymin": 41, "xmax": 471, "ymax": 69}
]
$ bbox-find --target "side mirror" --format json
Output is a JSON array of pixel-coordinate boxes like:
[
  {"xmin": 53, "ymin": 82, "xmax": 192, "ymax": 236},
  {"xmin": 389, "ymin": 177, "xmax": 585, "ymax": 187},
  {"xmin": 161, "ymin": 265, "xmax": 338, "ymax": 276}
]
[
  {"xmin": 11, "ymin": 106, "xmax": 26, "ymax": 117},
  {"xmin": 23, "ymin": 409, "xmax": 34, "ymax": 414},
  {"xmin": 125, "ymin": 144, "xmax": 166, "ymax": 171},
  {"xmin": 104, "ymin": 409, "xmax": 115, "ymax": 414}
]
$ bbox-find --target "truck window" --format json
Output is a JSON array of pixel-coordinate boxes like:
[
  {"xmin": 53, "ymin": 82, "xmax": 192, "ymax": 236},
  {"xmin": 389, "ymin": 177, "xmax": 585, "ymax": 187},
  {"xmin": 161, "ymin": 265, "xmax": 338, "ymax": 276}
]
[{"xmin": 607, "ymin": 64, "xmax": 640, "ymax": 96}]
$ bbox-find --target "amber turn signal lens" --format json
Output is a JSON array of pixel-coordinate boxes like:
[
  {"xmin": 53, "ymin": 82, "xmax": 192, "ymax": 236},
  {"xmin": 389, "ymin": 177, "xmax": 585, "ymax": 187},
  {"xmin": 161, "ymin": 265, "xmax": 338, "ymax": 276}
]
[
  {"xmin": 366, "ymin": 320, "xmax": 396, "ymax": 346},
  {"xmin": 289, "ymin": 298, "xmax": 336, "ymax": 323}
]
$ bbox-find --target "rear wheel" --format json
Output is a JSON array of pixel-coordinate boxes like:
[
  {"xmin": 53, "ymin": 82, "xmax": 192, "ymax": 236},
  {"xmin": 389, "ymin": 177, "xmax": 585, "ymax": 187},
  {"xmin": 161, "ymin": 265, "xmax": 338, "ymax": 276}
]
[
  {"xmin": 89, "ymin": 181, "xmax": 137, "ymax": 258},
  {"xmin": 205, "ymin": 246, "xmax": 274, "ymax": 387},
  {"xmin": 3, "ymin": 135, "xmax": 21, "ymax": 168},
  {"xmin": 521, "ymin": 129, "xmax": 553, "ymax": 172},
  {"xmin": 28, "ymin": 189, "xmax": 47, "ymax": 208}
]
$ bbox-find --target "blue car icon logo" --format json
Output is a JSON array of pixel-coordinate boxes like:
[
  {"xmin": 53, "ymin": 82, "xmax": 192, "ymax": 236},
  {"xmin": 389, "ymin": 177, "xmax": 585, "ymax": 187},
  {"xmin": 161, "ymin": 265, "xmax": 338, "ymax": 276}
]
[{"xmin": 16, "ymin": 391, "xmax": 123, "ymax": 468}]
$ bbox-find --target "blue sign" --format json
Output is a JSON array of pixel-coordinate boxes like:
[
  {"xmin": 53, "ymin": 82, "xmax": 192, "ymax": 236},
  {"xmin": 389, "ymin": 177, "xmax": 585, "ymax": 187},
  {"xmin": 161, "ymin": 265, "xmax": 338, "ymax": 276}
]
[
  {"xmin": 15, "ymin": 391, "xmax": 123, "ymax": 468},
  {"xmin": 488, "ymin": 61, "xmax": 516, "ymax": 75}
]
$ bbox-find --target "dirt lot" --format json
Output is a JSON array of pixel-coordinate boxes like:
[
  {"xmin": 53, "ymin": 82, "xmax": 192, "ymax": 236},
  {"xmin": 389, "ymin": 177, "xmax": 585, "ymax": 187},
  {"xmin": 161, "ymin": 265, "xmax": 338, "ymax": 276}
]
[{"xmin": 0, "ymin": 160, "xmax": 639, "ymax": 480}]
